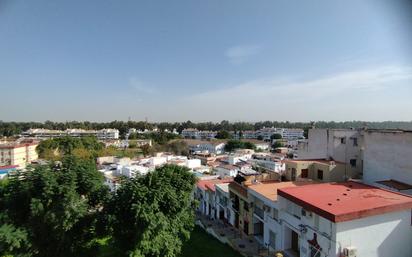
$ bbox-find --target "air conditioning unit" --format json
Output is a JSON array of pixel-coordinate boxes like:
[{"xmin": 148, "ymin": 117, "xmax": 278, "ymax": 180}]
[{"xmin": 343, "ymin": 247, "xmax": 357, "ymax": 257}]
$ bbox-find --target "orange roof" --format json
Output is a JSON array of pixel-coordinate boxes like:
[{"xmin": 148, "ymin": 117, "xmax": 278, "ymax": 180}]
[
  {"xmin": 278, "ymin": 181, "xmax": 412, "ymax": 223},
  {"xmin": 197, "ymin": 178, "xmax": 233, "ymax": 192},
  {"xmin": 248, "ymin": 181, "xmax": 314, "ymax": 202}
]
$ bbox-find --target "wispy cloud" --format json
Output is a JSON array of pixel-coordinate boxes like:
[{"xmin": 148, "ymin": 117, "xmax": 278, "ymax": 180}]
[
  {"xmin": 129, "ymin": 77, "xmax": 155, "ymax": 94},
  {"xmin": 225, "ymin": 44, "xmax": 261, "ymax": 64},
  {"xmin": 175, "ymin": 65, "xmax": 412, "ymax": 121}
]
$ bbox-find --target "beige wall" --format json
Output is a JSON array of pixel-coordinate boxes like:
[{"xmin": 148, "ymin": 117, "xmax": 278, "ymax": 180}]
[
  {"xmin": 285, "ymin": 161, "xmax": 347, "ymax": 182},
  {"xmin": 0, "ymin": 144, "xmax": 38, "ymax": 168}
]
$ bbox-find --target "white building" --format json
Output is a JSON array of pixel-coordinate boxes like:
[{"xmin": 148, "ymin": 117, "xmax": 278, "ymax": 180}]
[
  {"xmin": 295, "ymin": 128, "xmax": 362, "ymax": 177},
  {"xmin": 195, "ymin": 178, "xmax": 233, "ymax": 218},
  {"xmin": 22, "ymin": 128, "xmax": 119, "ymax": 140},
  {"xmin": 119, "ymin": 165, "xmax": 150, "ymax": 177},
  {"xmin": 277, "ymin": 181, "xmax": 412, "ymax": 257},
  {"xmin": 0, "ymin": 141, "xmax": 39, "ymax": 168},
  {"xmin": 186, "ymin": 140, "xmax": 226, "ymax": 155},
  {"xmin": 215, "ymin": 164, "xmax": 239, "ymax": 178},
  {"xmin": 248, "ymin": 181, "xmax": 313, "ymax": 249},
  {"xmin": 236, "ymin": 128, "xmax": 304, "ymax": 141},
  {"xmin": 361, "ymin": 129, "xmax": 412, "ymax": 195},
  {"xmin": 181, "ymin": 129, "xmax": 219, "ymax": 140},
  {"xmin": 251, "ymin": 159, "xmax": 286, "ymax": 174}
]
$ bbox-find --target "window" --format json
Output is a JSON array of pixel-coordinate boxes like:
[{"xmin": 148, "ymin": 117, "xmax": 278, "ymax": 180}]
[
  {"xmin": 317, "ymin": 170, "xmax": 323, "ymax": 180},
  {"xmin": 269, "ymin": 230, "xmax": 276, "ymax": 249},
  {"xmin": 272, "ymin": 208, "xmax": 279, "ymax": 220},
  {"xmin": 340, "ymin": 137, "xmax": 346, "ymax": 144},
  {"xmin": 301, "ymin": 169, "xmax": 308, "ymax": 178},
  {"xmin": 352, "ymin": 138, "xmax": 358, "ymax": 146},
  {"xmin": 350, "ymin": 159, "xmax": 357, "ymax": 167}
]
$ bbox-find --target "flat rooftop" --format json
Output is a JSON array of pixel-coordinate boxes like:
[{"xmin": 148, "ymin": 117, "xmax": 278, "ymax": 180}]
[
  {"xmin": 278, "ymin": 181, "xmax": 412, "ymax": 223},
  {"xmin": 248, "ymin": 181, "xmax": 315, "ymax": 202}
]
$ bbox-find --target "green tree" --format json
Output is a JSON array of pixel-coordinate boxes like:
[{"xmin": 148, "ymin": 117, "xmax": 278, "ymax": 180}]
[
  {"xmin": 224, "ymin": 140, "xmax": 256, "ymax": 152},
  {"xmin": 270, "ymin": 133, "xmax": 282, "ymax": 140},
  {"xmin": 0, "ymin": 157, "xmax": 109, "ymax": 257},
  {"xmin": 215, "ymin": 130, "xmax": 232, "ymax": 139},
  {"xmin": 106, "ymin": 165, "xmax": 197, "ymax": 257}
]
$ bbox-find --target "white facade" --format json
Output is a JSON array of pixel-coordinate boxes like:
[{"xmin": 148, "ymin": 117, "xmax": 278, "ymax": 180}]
[
  {"xmin": 120, "ymin": 165, "xmax": 150, "ymax": 177},
  {"xmin": 361, "ymin": 130, "xmax": 412, "ymax": 195},
  {"xmin": 188, "ymin": 142, "xmax": 226, "ymax": 155},
  {"xmin": 295, "ymin": 129, "xmax": 362, "ymax": 176},
  {"xmin": 252, "ymin": 159, "xmax": 286, "ymax": 174},
  {"xmin": 186, "ymin": 158, "xmax": 201, "ymax": 169},
  {"xmin": 181, "ymin": 129, "xmax": 217, "ymax": 139},
  {"xmin": 215, "ymin": 165, "xmax": 239, "ymax": 177},
  {"xmin": 278, "ymin": 196, "xmax": 412, "ymax": 257},
  {"xmin": 22, "ymin": 128, "xmax": 119, "ymax": 140}
]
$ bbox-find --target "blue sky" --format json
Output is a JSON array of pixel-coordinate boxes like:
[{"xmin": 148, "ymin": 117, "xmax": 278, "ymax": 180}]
[{"xmin": 1, "ymin": 0, "xmax": 411, "ymax": 122}]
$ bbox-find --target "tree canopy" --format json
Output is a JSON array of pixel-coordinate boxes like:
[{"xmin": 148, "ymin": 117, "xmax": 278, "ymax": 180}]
[
  {"xmin": 0, "ymin": 161, "xmax": 197, "ymax": 257},
  {"xmin": 0, "ymin": 156, "xmax": 109, "ymax": 257},
  {"xmin": 215, "ymin": 130, "xmax": 232, "ymax": 139},
  {"xmin": 224, "ymin": 140, "xmax": 256, "ymax": 152},
  {"xmin": 106, "ymin": 165, "xmax": 197, "ymax": 257},
  {"xmin": 2, "ymin": 120, "xmax": 412, "ymax": 138},
  {"xmin": 36, "ymin": 136, "xmax": 104, "ymax": 160}
]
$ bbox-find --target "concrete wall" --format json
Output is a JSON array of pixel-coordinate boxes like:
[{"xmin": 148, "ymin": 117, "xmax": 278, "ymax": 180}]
[{"xmin": 362, "ymin": 131, "xmax": 412, "ymax": 188}]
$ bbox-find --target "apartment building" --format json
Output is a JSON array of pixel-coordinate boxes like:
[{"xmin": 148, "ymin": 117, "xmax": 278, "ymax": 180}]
[
  {"xmin": 22, "ymin": 128, "xmax": 119, "ymax": 140},
  {"xmin": 236, "ymin": 128, "xmax": 305, "ymax": 141},
  {"xmin": 181, "ymin": 128, "xmax": 217, "ymax": 140},
  {"xmin": 0, "ymin": 141, "xmax": 38, "ymax": 168},
  {"xmin": 277, "ymin": 182, "xmax": 412, "ymax": 257}
]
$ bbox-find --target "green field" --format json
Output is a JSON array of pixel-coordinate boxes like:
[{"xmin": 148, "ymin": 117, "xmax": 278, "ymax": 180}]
[
  {"xmin": 95, "ymin": 226, "xmax": 242, "ymax": 257},
  {"xmin": 179, "ymin": 226, "xmax": 243, "ymax": 257}
]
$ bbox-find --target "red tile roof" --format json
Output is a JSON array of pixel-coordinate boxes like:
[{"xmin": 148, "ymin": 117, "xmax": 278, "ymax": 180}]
[
  {"xmin": 197, "ymin": 178, "xmax": 233, "ymax": 192},
  {"xmin": 278, "ymin": 181, "xmax": 412, "ymax": 223}
]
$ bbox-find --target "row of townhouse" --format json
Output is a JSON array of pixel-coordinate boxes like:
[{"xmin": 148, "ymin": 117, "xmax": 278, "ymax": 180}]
[
  {"xmin": 234, "ymin": 128, "xmax": 305, "ymax": 141},
  {"xmin": 22, "ymin": 128, "xmax": 120, "ymax": 140},
  {"xmin": 295, "ymin": 128, "xmax": 412, "ymax": 195},
  {"xmin": 196, "ymin": 177, "xmax": 412, "ymax": 257}
]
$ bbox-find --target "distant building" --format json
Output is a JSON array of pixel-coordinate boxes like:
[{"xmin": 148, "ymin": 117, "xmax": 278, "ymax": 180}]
[
  {"xmin": 235, "ymin": 128, "xmax": 304, "ymax": 141},
  {"xmin": 22, "ymin": 128, "xmax": 119, "ymax": 140},
  {"xmin": 185, "ymin": 139, "xmax": 226, "ymax": 155},
  {"xmin": 0, "ymin": 141, "xmax": 38, "ymax": 168},
  {"xmin": 181, "ymin": 128, "xmax": 217, "ymax": 140}
]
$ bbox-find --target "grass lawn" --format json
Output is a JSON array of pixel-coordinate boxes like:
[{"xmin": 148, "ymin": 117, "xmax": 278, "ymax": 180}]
[
  {"xmin": 95, "ymin": 226, "xmax": 242, "ymax": 257},
  {"xmin": 179, "ymin": 226, "xmax": 243, "ymax": 257}
]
